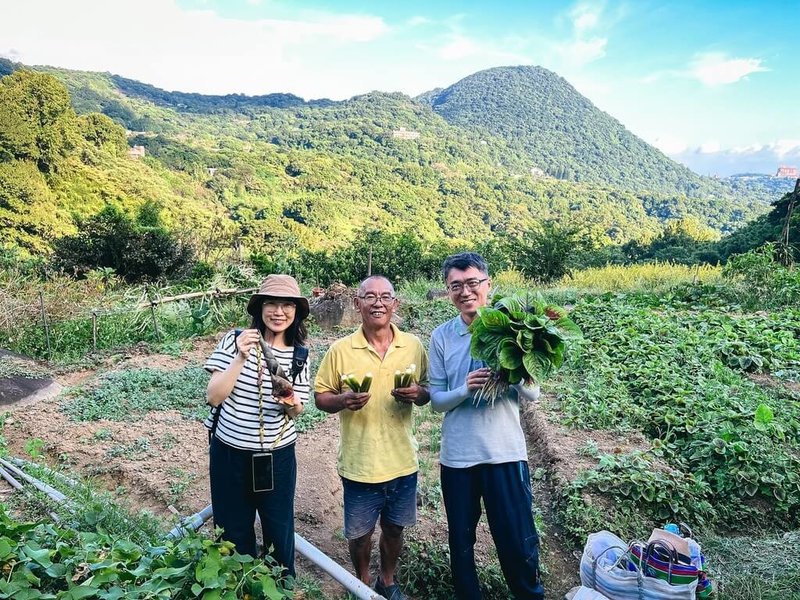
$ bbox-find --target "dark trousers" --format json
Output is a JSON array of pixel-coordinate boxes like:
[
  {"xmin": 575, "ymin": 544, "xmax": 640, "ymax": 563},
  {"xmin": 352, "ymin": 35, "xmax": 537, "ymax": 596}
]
[
  {"xmin": 209, "ymin": 437, "xmax": 297, "ymax": 577},
  {"xmin": 441, "ymin": 461, "xmax": 544, "ymax": 600}
]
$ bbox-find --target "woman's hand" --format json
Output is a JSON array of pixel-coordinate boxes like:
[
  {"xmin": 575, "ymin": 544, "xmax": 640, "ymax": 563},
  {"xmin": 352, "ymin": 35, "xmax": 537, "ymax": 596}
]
[
  {"xmin": 280, "ymin": 393, "xmax": 304, "ymax": 417},
  {"xmin": 235, "ymin": 328, "xmax": 261, "ymax": 360}
]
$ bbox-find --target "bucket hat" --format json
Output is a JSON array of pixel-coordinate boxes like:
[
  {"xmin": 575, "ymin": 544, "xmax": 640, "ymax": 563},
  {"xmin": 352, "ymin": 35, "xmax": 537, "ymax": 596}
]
[{"xmin": 247, "ymin": 274, "xmax": 309, "ymax": 320}]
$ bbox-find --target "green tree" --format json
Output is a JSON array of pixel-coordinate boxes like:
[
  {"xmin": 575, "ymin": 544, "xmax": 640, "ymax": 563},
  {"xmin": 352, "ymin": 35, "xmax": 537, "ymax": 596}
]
[
  {"xmin": 0, "ymin": 159, "xmax": 68, "ymax": 252},
  {"xmin": 78, "ymin": 112, "xmax": 127, "ymax": 154},
  {"xmin": 0, "ymin": 70, "xmax": 78, "ymax": 173},
  {"xmin": 504, "ymin": 221, "xmax": 593, "ymax": 283}
]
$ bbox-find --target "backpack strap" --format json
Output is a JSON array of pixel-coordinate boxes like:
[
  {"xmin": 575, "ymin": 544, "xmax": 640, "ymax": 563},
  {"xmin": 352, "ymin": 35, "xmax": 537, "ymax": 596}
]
[
  {"xmin": 209, "ymin": 328, "xmax": 241, "ymax": 444},
  {"xmin": 291, "ymin": 345, "xmax": 309, "ymax": 383},
  {"xmin": 208, "ymin": 404, "xmax": 222, "ymax": 444}
]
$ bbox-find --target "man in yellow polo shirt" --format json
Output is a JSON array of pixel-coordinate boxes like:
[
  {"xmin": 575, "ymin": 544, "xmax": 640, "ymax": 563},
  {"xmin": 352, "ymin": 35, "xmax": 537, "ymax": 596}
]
[{"xmin": 315, "ymin": 275, "xmax": 429, "ymax": 600}]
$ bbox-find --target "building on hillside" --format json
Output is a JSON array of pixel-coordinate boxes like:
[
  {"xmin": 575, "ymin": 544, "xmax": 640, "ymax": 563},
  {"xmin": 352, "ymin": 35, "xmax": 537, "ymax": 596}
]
[
  {"xmin": 392, "ymin": 127, "xmax": 420, "ymax": 140},
  {"xmin": 128, "ymin": 145, "xmax": 146, "ymax": 159},
  {"xmin": 775, "ymin": 165, "xmax": 798, "ymax": 178},
  {"xmin": 530, "ymin": 166, "xmax": 546, "ymax": 178},
  {"xmin": 207, "ymin": 167, "xmax": 217, "ymax": 177}
]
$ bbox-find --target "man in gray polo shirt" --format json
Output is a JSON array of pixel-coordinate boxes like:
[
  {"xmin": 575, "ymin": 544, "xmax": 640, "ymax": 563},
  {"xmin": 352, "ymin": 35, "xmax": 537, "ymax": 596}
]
[{"xmin": 429, "ymin": 252, "xmax": 544, "ymax": 600}]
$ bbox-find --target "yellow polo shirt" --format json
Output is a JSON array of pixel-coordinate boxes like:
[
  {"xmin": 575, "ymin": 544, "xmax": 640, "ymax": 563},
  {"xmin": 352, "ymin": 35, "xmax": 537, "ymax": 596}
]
[{"xmin": 314, "ymin": 324, "xmax": 429, "ymax": 483}]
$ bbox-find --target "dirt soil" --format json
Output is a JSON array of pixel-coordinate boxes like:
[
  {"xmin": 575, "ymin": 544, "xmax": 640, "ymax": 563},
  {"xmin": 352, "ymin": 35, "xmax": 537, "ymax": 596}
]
[{"xmin": 1, "ymin": 337, "xmax": 597, "ymax": 599}]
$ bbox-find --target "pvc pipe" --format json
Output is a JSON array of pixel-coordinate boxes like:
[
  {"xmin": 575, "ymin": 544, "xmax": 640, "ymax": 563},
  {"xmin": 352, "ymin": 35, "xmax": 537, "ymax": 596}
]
[
  {"xmin": 166, "ymin": 504, "xmax": 215, "ymax": 540},
  {"xmin": 11, "ymin": 457, "xmax": 79, "ymax": 487},
  {"xmin": 4, "ymin": 461, "xmax": 386, "ymax": 600},
  {"xmin": 0, "ymin": 462, "xmax": 61, "ymax": 522},
  {"xmin": 0, "ymin": 465, "xmax": 24, "ymax": 491},
  {"xmin": 0, "ymin": 457, "xmax": 67, "ymax": 502},
  {"xmin": 295, "ymin": 533, "xmax": 385, "ymax": 600},
  {"xmin": 169, "ymin": 503, "xmax": 385, "ymax": 600}
]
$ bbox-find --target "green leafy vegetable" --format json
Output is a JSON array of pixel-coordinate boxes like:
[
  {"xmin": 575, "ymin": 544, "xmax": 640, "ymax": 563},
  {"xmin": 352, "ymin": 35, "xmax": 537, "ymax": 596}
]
[{"xmin": 469, "ymin": 292, "xmax": 581, "ymax": 404}]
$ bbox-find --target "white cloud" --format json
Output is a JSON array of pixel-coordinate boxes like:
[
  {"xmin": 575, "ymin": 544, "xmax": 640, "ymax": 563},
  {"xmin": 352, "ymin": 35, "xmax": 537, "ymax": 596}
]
[
  {"xmin": 773, "ymin": 139, "xmax": 800, "ymax": 157},
  {"xmin": 652, "ymin": 135, "xmax": 688, "ymax": 155},
  {"xmin": 570, "ymin": 3, "xmax": 602, "ymax": 34},
  {"xmin": 668, "ymin": 139, "xmax": 800, "ymax": 177},
  {"xmin": 407, "ymin": 16, "xmax": 430, "ymax": 27},
  {"xmin": 553, "ymin": 2, "xmax": 607, "ymax": 67},
  {"xmin": 438, "ymin": 35, "xmax": 481, "ymax": 60},
  {"xmin": 558, "ymin": 37, "xmax": 607, "ymax": 66},
  {"xmin": 0, "ymin": 0, "xmax": 389, "ymax": 98},
  {"xmin": 699, "ymin": 141, "xmax": 721, "ymax": 154},
  {"xmin": 689, "ymin": 52, "xmax": 768, "ymax": 86}
]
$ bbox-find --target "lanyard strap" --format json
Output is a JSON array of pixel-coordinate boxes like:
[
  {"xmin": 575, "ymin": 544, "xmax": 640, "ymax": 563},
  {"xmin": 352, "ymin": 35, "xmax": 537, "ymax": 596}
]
[{"xmin": 256, "ymin": 344, "xmax": 291, "ymax": 452}]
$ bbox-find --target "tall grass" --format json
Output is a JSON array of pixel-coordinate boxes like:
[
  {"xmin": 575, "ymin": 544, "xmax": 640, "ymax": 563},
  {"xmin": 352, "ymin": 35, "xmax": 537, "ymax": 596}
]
[{"xmin": 557, "ymin": 262, "xmax": 722, "ymax": 294}]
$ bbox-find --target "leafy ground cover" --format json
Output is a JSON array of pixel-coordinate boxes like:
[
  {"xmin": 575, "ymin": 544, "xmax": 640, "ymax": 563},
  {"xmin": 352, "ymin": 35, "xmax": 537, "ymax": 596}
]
[{"xmin": 543, "ymin": 288, "xmax": 800, "ymax": 597}]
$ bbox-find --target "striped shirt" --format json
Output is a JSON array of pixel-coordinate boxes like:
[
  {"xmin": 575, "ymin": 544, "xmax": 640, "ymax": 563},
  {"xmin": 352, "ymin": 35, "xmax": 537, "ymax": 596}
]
[{"xmin": 203, "ymin": 330, "xmax": 310, "ymax": 452}]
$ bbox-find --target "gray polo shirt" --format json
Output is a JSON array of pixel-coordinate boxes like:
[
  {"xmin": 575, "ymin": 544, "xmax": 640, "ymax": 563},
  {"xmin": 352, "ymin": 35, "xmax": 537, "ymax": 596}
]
[{"xmin": 429, "ymin": 315, "xmax": 536, "ymax": 468}]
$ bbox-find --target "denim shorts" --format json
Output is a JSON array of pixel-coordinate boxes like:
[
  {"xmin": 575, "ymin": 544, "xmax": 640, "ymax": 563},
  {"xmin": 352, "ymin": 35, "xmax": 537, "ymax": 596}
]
[{"xmin": 341, "ymin": 472, "xmax": 418, "ymax": 539}]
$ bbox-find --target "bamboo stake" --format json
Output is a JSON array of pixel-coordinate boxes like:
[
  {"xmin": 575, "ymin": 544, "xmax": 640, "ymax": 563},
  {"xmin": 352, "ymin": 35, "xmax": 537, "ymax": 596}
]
[
  {"xmin": 135, "ymin": 287, "xmax": 258, "ymax": 310},
  {"xmin": 38, "ymin": 291, "xmax": 52, "ymax": 359},
  {"xmin": 92, "ymin": 312, "xmax": 98, "ymax": 351},
  {"xmin": 150, "ymin": 303, "xmax": 161, "ymax": 341}
]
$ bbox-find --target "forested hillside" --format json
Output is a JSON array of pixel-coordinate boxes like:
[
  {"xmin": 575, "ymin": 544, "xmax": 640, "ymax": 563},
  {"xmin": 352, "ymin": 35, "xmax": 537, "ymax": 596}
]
[
  {"xmin": 0, "ymin": 58, "xmax": 775, "ymax": 266},
  {"xmin": 422, "ymin": 66, "xmax": 754, "ymax": 203}
]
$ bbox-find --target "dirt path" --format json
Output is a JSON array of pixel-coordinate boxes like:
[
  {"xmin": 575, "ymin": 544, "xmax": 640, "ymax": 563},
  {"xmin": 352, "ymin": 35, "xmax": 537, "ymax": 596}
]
[{"xmin": 2, "ymin": 338, "xmax": 589, "ymax": 598}]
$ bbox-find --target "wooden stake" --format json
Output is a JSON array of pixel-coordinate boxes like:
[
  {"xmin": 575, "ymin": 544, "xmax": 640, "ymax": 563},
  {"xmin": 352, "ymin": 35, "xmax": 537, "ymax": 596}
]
[
  {"xmin": 38, "ymin": 291, "xmax": 51, "ymax": 359},
  {"xmin": 92, "ymin": 312, "xmax": 98, "ymax": 351},
  {"xmin": 150, "ymin": 303, "xmax": 161, "ymax": 341}
]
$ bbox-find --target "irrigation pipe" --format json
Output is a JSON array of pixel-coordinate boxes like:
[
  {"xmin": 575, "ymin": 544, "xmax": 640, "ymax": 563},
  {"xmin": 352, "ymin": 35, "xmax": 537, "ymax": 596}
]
[
  {"xmin": 170, "ymin": 503, "xmax": 385, "ymax": 600},
  {"xmin": 294, "ymin": 532, "xmax": 385, "ymax": 600},
  {"xmin": 166, "ymin": 504, "xmax": 214, "ymax": 540},
  {"xmin": 11, "ymin": 457, "xmax": 79, "ymax": 488},
  {"xmin": 0, "ymin": 465, "xmax": 24, "ymax": 491},
  {"xmin": 0, "ymin": 462, "xmax": 61, "ymax": 522},
  {"xmin": 0, "ymin": 457, "xmax": 67, "ymax": 503}
]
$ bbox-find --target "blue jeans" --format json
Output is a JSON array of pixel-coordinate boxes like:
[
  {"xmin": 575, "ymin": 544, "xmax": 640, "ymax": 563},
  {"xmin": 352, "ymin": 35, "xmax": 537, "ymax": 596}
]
[
  {"xmin": 209, "ymin": 437, "xmax": 297, "ymax": 576},
  {"xmin": 341, "ymin": 472, "xmax": 418, "ymax": 539},
  {"xmin": 441, "ymin": 461, "xmax": 544, "ymax": 600}
]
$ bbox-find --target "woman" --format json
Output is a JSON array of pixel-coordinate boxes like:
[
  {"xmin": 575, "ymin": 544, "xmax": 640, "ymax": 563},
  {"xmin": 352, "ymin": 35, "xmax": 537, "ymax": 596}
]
[{"xmin": 204, "ymin": 274, "xmax": 310, "ymax": 577}]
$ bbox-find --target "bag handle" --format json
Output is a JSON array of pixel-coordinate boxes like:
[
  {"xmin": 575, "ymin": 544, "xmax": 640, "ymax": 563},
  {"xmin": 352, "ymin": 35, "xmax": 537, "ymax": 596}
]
[
  {"xmin": 644, "ymin": 539, "xmax": 679, "ymax": 584},
  {"xmin": 590, "ymin": 544, "xmax": 628, "ymax": 591}
]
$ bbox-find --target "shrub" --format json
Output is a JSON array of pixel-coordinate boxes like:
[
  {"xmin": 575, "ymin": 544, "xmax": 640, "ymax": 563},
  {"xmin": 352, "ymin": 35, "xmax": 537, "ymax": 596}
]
[{"xmin": 51, "ymin": 202, "xmax": 195, "ymax": 282}]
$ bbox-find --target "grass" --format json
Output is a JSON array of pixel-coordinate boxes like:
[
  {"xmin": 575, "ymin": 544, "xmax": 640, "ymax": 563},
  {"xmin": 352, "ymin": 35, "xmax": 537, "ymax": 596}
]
[
  {"xmin": 557, "ymin": 262, "xmax": 722, "ymax": 293},
  {"xmin": 703, "ymin": 531, "xmax": 800, "ymax": 600},
  {"xmin": 0, "ymin": 354, "xmax": 50, "ymax": 379},
  {"xmin": 60, "ymin": 366, "xmax": 210, "ymax": 422}
]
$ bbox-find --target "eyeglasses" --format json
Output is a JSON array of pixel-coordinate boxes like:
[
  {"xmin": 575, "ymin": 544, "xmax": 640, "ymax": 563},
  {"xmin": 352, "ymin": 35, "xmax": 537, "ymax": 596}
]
[
  {"xmin": 263, "ymin": 301, "xmax": 296, "ymax": 312},
  {"xmin": 357, "ymin": 293, "xmax": 396, "ymax": 304},
  {"xmin": 447, "ymin": 277, "xmax": 488, "ymax": 293}
]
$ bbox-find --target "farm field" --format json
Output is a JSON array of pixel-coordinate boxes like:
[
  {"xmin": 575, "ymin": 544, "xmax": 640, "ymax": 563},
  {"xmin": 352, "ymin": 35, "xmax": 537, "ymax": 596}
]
[{"xmin": 1, "ymin": 264, "xmax": 799, "ymax": 599}]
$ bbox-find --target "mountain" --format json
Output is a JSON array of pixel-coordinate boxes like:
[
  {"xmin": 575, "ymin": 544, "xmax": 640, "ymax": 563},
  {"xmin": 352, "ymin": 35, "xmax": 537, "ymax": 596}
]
[
  {"xmin": 420, "ymin": 66, "xmax": 738, "ymax": 200},
  {"xmin": 0, "ymin": 59, "xmax": 773, "ymax": 260}
]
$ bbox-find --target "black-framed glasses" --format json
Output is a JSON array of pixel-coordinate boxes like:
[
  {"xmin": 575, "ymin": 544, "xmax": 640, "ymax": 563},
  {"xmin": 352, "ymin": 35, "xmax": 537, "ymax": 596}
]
[
  {"xmin": 357, "ymin": 293, "xmax": 396, "ymax": 304},
  {"xmin": 447, "ymin": 277, "xmax": 488, "ymax": 293}
]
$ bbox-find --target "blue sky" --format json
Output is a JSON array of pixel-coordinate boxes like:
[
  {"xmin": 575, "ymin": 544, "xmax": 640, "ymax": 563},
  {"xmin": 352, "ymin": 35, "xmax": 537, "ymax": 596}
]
[{"xmin": 1, "ymin": 0, "xmax": 798, "ymax": 176}]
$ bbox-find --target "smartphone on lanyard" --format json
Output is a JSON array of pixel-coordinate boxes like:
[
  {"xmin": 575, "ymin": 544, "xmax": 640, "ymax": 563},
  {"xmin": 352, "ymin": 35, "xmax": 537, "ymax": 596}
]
[{"xmin": 252, "ymin": 452, "xmax": 274, "ymax": 492}]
